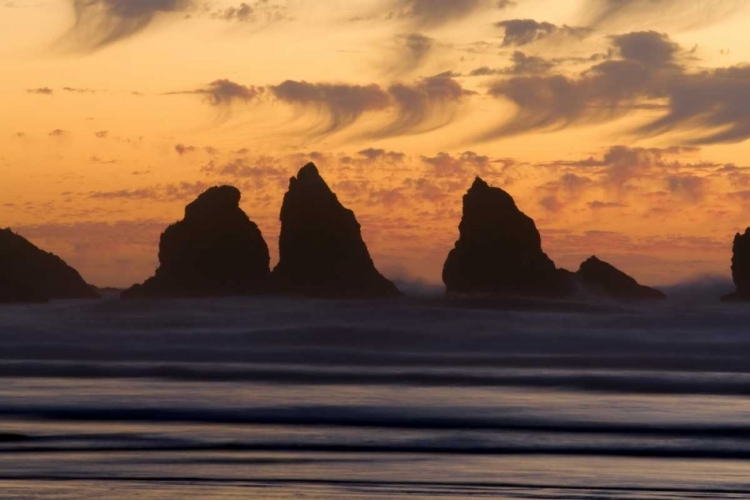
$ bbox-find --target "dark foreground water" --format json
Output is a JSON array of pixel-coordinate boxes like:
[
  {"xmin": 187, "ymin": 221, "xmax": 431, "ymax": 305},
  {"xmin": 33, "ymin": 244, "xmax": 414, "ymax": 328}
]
[{"xmin": 1, "ymin": 295, "xmax": 750, "ymax": 498}]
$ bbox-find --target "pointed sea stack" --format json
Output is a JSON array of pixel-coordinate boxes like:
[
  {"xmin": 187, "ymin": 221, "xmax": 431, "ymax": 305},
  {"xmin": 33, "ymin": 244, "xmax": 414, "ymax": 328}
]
[
  {"xmin": 122, "ymin": 186, "xmax": 270, "ymax": 299},
  {"xmin": 0, "ymin": 228, "xmax": 98, "ymax": 303},
  {"xmin": 443, "ymin": 177, "xmax": 570, "ymax": 297},
  {"xmin": 576, "ymin": 256, "xmax": 665, "ymax": 300},
  {"xmin": 271, "ymin": 163, "xmax": 401, "ymax": 298},
  {"xmin": 721, "ymin": 228, "xmax": 750, "ymax": 302}
]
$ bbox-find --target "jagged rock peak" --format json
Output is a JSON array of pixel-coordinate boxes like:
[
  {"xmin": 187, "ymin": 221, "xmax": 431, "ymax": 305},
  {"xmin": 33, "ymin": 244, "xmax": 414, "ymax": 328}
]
[
  {"xmin": 577, "ymin": 256, "xmax": 666, "ymax": 300},
  {"xmin": 296, "ymin": 162, "xmax": 322, "ymax": 182},
  {"xmin": 286, "ymin": 163, "xmax": 337, "ymax": 201},
  {"xmin": 121, "ymin": 185, "xmax": 270, "ymax": 299},
  {"xmin": 468, "ymin": 176, "xmax": 512, "ymax": 204},
  {"xmin": 442, "ymin": 177, "xmax": 570, "ymax": 297},
  {"xmin": 722, "ymin": 228, "xmax": 750, "ymax": 302},
  {"xmin": 271, "ymin": 163, "xmax": 401, "ymax": 298},
  {"xmin": 184, "ymin": 185, "xmax": 242, "ymax": 218},
  {"xmin": 0, "ymin": 228, "xmax": 98, "ymax": 303}
]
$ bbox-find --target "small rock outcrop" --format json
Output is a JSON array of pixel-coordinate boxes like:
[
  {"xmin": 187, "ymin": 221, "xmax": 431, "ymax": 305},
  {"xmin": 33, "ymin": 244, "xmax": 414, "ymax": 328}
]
[
  {"xmin": 443, "ymin": 177, "xmax": 570, "ymax": 297},
  {"xmin": 0, "ymin": 228, "xmax": 98, "ymax": 303},
  {"xmin": 271, "ymin": 163, "xmax": 401, "ymax": 298},
  {"xmin": 122, "ymin": 186, "xmax": 270, "ymax": 299},
  {"xmin": 576, "ymin": 256, "xmax": 665, "ymax": 300},
  {"xmin": 722, "ymin": 228, "xmax": 750, "ymax": 302}
]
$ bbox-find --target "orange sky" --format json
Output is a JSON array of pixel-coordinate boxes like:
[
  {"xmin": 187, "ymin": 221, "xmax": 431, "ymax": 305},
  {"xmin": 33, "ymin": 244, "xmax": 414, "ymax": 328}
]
[{"xmin": 3, "ymin": 0, "xmax": 750, "ymax": 288}]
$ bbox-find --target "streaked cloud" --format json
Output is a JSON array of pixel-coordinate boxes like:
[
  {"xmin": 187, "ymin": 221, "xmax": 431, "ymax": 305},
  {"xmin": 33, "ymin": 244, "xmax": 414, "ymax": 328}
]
[
  {"xmin": 495, "ymin": 19, "xmax": 590, "ymax": 47},
  {"xmin": 482, "ymin": 31, "xmax": 750, "ymax": 143},
  {"xmin": 61, "ymin": 0, "xmax": 192, "ymax": 50},
  {"xmin": 26, "ymin": 87, "xmax": 54, "ymax": 95},
  {"xmin": 398, "ymin": 0, "xmax": 484, "ymax": 27},
  {"xmin": 380, "ymin": 75, "xmax": 472, "ymax": 136},
  {"xmin": 270, "ymin": 80, "xmax": 391, "ymax": 133},
  {"xmin": 583, "ymin": 0, "xmax": 745, "ymax": 29},
  {"xmin": 167, "ymin": 79, "xmax": 263, "ymax": 107}
]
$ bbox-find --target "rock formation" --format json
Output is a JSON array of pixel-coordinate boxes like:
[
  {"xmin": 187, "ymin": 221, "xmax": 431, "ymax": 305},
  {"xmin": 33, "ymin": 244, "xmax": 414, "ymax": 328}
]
[
  {"xmin": 576, "ymin": 256, "xmax": 666, "ymax": 300},
  {"xmin": 0, "ymin": 228, "xmax": 98, "ymax": 303},
  {"xmin": 442, "ymin": 177, "xmax": 570, "ymax": 297},
  {"xmin": 271, "ymin": 163, "xmax": 401, "ymax": 298},
  {"xmin": 122, "ymin": 186, "xmax": 271, "ymax": 299},
  {"xmin": 721, "ymin": 228, "xmax": 750, "ymax": 302}
]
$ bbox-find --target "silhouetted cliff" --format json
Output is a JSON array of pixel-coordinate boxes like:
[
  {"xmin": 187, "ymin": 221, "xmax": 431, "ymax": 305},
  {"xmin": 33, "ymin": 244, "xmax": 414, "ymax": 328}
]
[
  {"xmin": 122, "ymin": 186, "xmax": 270, "ymax": 299},
  {"xmin": 576, "ymin": 256, "xmax": 666, "ymax": 300},
  {"xmin": 271, "ymin": 163, "xmax": 401, "ymax": 298},
  {"xmin": 722, "ymin": 228, "xmax": 750, "ymax": 302},
  {"xmin": 0, "ymin": 228, "xmax": 98, "ymax": 303},
  {"xmin": 442, "ymin": 177, "xmax": 570, "ymax": 297}
]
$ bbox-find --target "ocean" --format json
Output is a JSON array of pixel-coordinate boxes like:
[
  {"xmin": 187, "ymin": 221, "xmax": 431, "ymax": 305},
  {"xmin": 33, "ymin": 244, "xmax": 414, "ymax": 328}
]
[{"xmin": 1, "ymin": 294, "xmax": 750, "ymax": 499}]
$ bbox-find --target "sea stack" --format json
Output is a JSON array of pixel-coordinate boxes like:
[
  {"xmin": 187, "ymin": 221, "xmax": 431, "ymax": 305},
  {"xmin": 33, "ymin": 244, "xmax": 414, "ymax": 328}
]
[
  {"xmin": 721, "ymin": 228, "xmax": 750, "ymax": 302},
  {"xmin": 442, "ymin": 177, "xmax": 569, "ymax": 297},
  {"xmin": 122, "ymin": 185, "xmax": 270, "ymax": 299},
  {"xmin": 271, "ymin": 163, "xmax": 401, "ymax": 298},
  {"xmin": 576, "ymin": 256, "xmax": 665, "ymax": 300},
  {"xmin": 0, "ymin": 228, "xmax": 98, "ymax": 303}
]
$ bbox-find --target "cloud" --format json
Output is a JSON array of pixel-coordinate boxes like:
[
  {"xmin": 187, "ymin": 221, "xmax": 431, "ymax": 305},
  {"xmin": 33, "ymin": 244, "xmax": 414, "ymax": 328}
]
[
  {"xmin": 90, "ymin": 155, "xmax": 116, "ymax": 164},
  {"xmin": 201, "ymin": 157, "xmax": 286, "ymax": 180},
  {"xmin": 495, "ymin": 19, "xmax": 589, "ymax": 47},
  {"xmin": 174, "ymin": 143, "xmax": 196, "ymax": 155},
  {"xmin": 549, "ymin": 145, "xmax": 710, "ymax": 194},
  {"xmin": 506, "ymin": 51, "xmax": 555, "ymax": 74},
  {"xmin": 48, "ymin": 129, "xmax": 67, "ymax": 137},
  {"xmin": 382, "ymin": 32, "xmax": 436, "ymax": 75},
  {"xmin": 61, "ymin": 0, "xmax": 192, "ymax": 50},
  {"xmin": 212, "ymin": 2, "xmax": 254, "ymax": 21},
  {"xmin": 639, "ymin": 65, "xmax": 750, "ymax": 144},
  {"xmin": 169, "ymin": 79, "xmax": 262, "ymax": 107},
  {"xmin": 94, "ymin": 130, "xmax": 108, "ymax": 138},
  {"xmin": 471, "ymin": 51, "xmax": 555, "ymax": 77},
  {"xmin": 485, "ymin": 58, "xmax": 659, "ymax": 137},
  {"xmin": 598, "ymin": 145, "xmax": 698, "ymax": 189},
  {"xmin": 358, "ymin": 148, "xmax": 406, "ymax": 162},
  {"xmin": 27, "ymin": 87, "xmax": 53, "ymax": 95},
  {"xmin": 63, "ymin": 87, "xmax": 97, "ymax": 94},
  {"xmin": 421, "ymin": 151, "xmax": 490, "ymax": 176},
  {"xmin": 482, "ymin": 31, "xmax": 700, "ymax": 140},
  {"xmin": 611, "ymin": 31, "xmax": 679, "ymax": 68},
  {"xmin": 89, "ymin": 187, "xmax": 159, "ymax": 200},
  {"xmin": 271, "ymin": 80, "xmax": 391, "ymax": 133},
  {"xmin": 379, "ymin": 75, "xmax": 472, "ymax": 136},
  {"xmin": 666, "ymin": 175, "xmax": 708, "ymax": 202},
  {"xmin": 539, "ymin": 195, "xmax": 564, "ymax": 212},
  {"xmin": 209, "ymin": 1, "xmax": 290, "ymax": 23},
  {"xmin": 583, "ymin": 0, "xmax": 744, "ymax": 29},
  {"xmin": 398, "ymin": 0, "xmax": 484, "ymax": 28},
  {"xmin": 559, "ymin": 172, "xmax": 593, "ymax": 192},
  {"xmin": 405, "ymin": 33, "xmax": 435, "ymax": 66},
  {"xmin": 89, "ymin": 181, "xmax": 211, "ymax": 201},
  {"xmin": 588, "ymin": 200, "xmax": 628, "ymax": 209},
  {"xmin": 538, "ymin": 172, "xmax": 594, "ymax": 211}
]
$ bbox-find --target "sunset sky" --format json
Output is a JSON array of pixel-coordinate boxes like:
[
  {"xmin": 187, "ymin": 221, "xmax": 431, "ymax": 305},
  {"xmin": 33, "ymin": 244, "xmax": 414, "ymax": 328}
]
[{"xmin": 3, "ymin": 0, "xmax": 750, "ymax": 288}]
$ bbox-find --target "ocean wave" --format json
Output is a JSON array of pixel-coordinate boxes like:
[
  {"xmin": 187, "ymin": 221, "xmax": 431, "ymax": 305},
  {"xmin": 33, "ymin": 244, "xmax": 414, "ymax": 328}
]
[
  {"xmin": 1, "ymin": 361, "xmax": 750, "ymax": 396},
  {"xmin": 3, "ymin": 405, "xmax": 750, "ymax": 438}
]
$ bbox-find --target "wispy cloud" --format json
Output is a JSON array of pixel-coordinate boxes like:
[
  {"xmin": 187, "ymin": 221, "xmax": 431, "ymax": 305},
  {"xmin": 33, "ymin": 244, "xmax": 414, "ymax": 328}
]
[
  {"xmin": 270, "ymin": 80, "xmax": 391, "ymax": 133},
  {"xmin": 60, "ymin": 0, "xmax": 192, "ymax": 50}
]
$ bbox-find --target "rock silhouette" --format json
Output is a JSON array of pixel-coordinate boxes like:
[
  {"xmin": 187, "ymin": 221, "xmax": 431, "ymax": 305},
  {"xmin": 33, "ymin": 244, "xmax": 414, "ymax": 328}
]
[
  {"xmin": 443, "ymin": 177, "xmax": 570, "ymax": 297},
  {"xmin": 721, "ymin": 228, "xmax": 750, "ymax": 302},
  {"xmin": 122, "ymin": 186, "xmax": 270, "ymax": 299},
  {"xmin": 576, "ymin": 256, "xmax": 665, "ymax": 300},
  {"xmin": 271, "ymin": 163, "xmax": 401, "ymax": 298},
  {"xmin": 0, "ymin": 228, "xmax": 98, "ymax": 303}
]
